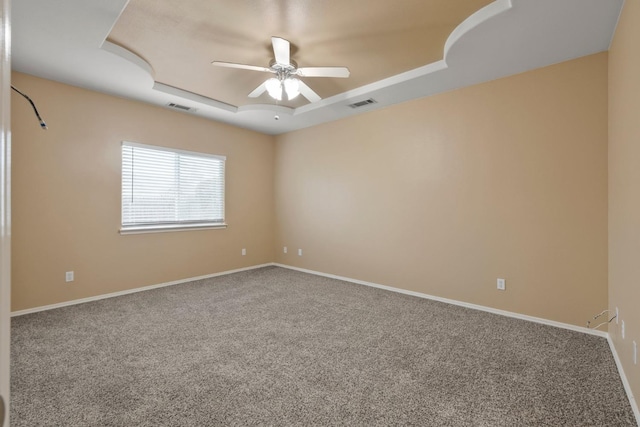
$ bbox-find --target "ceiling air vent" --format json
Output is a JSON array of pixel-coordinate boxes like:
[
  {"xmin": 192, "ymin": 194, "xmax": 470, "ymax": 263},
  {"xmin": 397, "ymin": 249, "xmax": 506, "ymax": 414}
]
[
  {"xmin": 166, "ymin": 102, "xmax": 196, "ymax": 112},
  {"xmin": 348, "ymin": 98, "xmax": 377, "ymax": 109}
]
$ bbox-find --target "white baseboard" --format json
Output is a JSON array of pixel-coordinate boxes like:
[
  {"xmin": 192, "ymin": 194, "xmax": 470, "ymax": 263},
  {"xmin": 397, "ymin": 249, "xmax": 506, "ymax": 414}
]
[
  {"xmin": 13, "ymin": 261, "xmax": 611, "ymax": 338},
  {"xmin": 15, "ymin": 261, "xmax": 608, "ymax": 338},
  {"xmin": 10, "ymin": 263, "xmax": 275, "ymax": 317},
  {"xmin": 273, "ymin": 263, "xmax": 608, "ymax": 338},
  {"xmin": 608, "ymin": 336, "xmax": 640, "ymax": 425}
]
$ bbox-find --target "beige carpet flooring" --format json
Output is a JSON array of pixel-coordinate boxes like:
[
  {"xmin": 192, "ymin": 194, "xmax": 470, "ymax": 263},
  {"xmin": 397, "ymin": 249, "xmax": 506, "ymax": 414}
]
[{"xmin": 11, "ymin": 266, "xmax": 637, "ymax": 426}]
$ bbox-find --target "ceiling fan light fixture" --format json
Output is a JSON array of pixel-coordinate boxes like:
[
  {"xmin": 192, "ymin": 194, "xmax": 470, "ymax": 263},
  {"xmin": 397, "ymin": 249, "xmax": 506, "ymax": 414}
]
[
  {"xmin": 214, "ymin": 36, "xmax": 349, "ymax": 104},
  {"xmin": 284, "ymin": 78, "xmax": 300, "ymax": 100},
  {"xmin": 265, "ymin": 78, "xmax": 282, "ymax": 100}
]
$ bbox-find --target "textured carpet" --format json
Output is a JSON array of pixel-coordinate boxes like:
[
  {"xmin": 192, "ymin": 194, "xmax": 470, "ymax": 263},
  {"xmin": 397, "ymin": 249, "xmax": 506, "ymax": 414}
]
[{"xmin": 11, "ymin": 266, "xmax": 636, "ymax": 426}]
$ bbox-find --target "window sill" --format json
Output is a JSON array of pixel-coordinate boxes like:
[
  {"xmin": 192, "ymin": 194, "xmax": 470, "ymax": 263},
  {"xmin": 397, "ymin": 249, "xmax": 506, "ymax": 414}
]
[{"xmin": 120, "ymin": 223, "xmax": 227, "ymax": 235}]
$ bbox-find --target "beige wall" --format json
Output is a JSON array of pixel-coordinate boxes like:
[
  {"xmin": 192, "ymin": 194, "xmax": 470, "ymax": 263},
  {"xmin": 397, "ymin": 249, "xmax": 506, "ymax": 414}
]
[
  {"xmin": 11, "ymin": 72, "xmax": 275, "ymax": 311},
  {"xmin": 275, "ymin": 53, "xmax": 609, "ymax": 327},
  {"xmin": 11, "ymin": 53, "xmax": 612, "ymax": 329},
  {"xmin": 609, "ymin": 0, "xmax": 640, "ymax": 407}
]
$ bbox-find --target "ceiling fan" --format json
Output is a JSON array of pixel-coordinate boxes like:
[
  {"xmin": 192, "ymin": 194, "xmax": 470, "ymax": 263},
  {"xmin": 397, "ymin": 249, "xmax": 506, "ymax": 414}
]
[{"xmin": 212, "ymin": 36, "xmax": 350, "ymax": 103}]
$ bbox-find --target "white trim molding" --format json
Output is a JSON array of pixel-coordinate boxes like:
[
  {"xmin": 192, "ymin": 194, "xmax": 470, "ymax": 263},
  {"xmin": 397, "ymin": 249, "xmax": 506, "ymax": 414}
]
[
  {"xmin": 608, "ymin": 336, "xmax": 640, "ymax": 424},
  {"xmin": 0, "ymin": 0, "xmax": 12, "ymax": 420},
  {"xmin": 13, "ymin": 261, "xmax": 613, "ymax": 338},
  {"xmin": 273, "ymin": 263, "xmax": 607, "ymax": 338},
  {"xmin": 11, "ymin": 263, "xmax": 273, "ymax": 317}
]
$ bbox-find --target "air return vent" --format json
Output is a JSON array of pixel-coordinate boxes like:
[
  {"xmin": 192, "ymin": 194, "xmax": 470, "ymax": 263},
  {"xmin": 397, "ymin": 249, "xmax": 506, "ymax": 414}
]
[
  {"xmin": 348, "ymin": 98, "xmax": 377, "ymax": 108},
  {"xmin": 166, "ymin": 102, "xmax": 196, "ymax": 112}
]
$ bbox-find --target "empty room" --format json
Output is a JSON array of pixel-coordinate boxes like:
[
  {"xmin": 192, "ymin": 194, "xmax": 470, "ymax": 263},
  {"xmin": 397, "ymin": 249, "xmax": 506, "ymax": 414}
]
[{"xmin": 1, "ymin": 0, "xmax": 639, "ymax": 425}]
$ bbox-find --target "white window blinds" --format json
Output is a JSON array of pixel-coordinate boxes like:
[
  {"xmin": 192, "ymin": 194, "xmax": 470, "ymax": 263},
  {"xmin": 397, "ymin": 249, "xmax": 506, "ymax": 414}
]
[{"xmin": 121, "ymin": 142, "xmax": 225, "ymax": 231}]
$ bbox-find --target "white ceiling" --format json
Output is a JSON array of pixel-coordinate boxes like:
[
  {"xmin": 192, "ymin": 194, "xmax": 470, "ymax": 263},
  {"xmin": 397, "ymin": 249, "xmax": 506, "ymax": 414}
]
[{"xmin": 12, "ymin": 0, "xmax": 623, "ymax": 135}]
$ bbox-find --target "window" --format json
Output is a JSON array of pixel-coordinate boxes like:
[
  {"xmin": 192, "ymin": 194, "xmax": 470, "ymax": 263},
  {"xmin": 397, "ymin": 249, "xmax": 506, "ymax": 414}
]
[{"xmin": 121, "ymin": 142, "xmax": 226, "ymax": 233}]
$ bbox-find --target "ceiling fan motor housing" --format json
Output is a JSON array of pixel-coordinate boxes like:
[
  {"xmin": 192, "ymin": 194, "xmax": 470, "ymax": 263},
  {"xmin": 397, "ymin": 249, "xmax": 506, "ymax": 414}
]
[{"xmin": 212, "ymin": 36, "xmax": 349, "ymax": 103}]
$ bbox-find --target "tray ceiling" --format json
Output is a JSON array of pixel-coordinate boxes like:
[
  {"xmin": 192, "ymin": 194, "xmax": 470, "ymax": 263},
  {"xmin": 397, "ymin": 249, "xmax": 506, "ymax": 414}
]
[
  {"xmin": 107, "ymin": 0, "xmax": 493, "ymax": 108},
  {"xmin": 12, "ymin": 0, "xmax": 624, "ymax": 135}
]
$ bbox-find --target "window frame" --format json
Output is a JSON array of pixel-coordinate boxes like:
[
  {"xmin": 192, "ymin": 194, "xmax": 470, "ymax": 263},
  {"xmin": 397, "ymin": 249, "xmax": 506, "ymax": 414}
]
[{"xmin": 120, "ymin": 141, "xmax": 227, "ymax": 235}]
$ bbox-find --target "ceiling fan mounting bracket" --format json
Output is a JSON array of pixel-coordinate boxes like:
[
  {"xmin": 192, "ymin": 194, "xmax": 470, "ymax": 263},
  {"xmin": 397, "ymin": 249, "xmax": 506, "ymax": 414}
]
[{"xmin": 269, "ymin": 59, "xmax": 297, "ymax": 74}]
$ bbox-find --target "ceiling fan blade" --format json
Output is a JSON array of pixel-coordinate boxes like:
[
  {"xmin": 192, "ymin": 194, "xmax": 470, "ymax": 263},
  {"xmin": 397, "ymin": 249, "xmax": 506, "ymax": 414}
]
[
  {"xmin": 272, "ymin": 37, "xmax": 290, "ymax": 66},
  {"xmin": 211, "ymin": 61, "xmax": 272, "ymax": 73},
  {"xmin": 296, "ymin": 67, "xmax": 350, "ymax": 78},
  {"xmin": 248, "ymin": 82, "xmax": 267, "ymax": 98},
  {"xmin": 298, "ymin": 80, "xmax": 321, "ymax": 103}
]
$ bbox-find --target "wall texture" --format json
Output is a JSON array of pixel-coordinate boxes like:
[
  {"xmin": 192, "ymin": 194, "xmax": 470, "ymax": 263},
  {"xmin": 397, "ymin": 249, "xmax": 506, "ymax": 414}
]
[
  {"xmin": 275, "ymin": 53, "xmax": 609, "ymax": 327},
  {"xmin": 11, "ymin": 72, "xmax": 275, "ymax": 311},
  {"xmin": 609, "ymin": 0, "xmax": 640, "ymax": 408}
]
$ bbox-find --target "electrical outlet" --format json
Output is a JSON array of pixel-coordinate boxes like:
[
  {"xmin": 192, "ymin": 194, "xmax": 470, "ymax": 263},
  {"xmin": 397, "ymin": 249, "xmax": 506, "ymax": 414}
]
[
  {"xmin": 497, "ymin": 278, "xmax": 506, "ymax": 291},
  {"xmin": 241, "ymin": 248, "xmax": 246, "ymax": 256},
  {"xmin": 633, "ymin": 341, "xmax": 637, "ymax": 365},
  {"xmin": 622, "ymin": 320, "xmax": 625, "ymax": 339},
  {"xmin": 616, "ymin": 307, "xmax": 619, "ymax": 324},
  {"xmin": 65, "ymin": 271, "xmax": 74, "ymax": 282},
  {"xmin": 283, "ymin": 246, "xmax": 287, "ymax": 254},
  {"xmin": 298, "ymin": 249, "xmax": 302, "ymax": 256}
]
